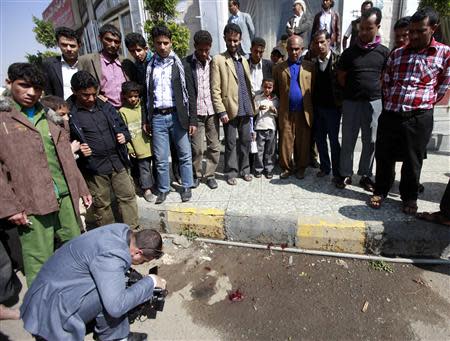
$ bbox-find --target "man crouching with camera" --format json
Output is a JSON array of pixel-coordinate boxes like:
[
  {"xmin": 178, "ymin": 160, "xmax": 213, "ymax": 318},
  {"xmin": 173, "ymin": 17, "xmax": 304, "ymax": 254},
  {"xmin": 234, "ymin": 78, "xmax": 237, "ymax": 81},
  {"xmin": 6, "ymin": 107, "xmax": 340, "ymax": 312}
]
[{"xmin": 20, "ymin": 224, "xmax": 166, "ymax": 341}]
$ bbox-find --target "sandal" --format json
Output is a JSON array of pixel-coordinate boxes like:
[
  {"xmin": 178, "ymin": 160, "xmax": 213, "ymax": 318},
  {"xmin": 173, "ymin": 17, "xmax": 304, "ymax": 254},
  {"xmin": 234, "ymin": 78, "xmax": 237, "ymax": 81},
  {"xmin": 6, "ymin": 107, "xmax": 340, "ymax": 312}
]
[
  {"xmin": 402, "ymin": 200, "xmax": 418, "ymax": 215},
  {"xmin": 369, "ymin": 195, "xmax": 385, "ymax": 209},
  {"xmin": 226, "ymin": 178, "xmax": 237, "ymax": 186},
  {"xmin": 416, "ymin": 211, "xmax": 450, "ymax": 227}
]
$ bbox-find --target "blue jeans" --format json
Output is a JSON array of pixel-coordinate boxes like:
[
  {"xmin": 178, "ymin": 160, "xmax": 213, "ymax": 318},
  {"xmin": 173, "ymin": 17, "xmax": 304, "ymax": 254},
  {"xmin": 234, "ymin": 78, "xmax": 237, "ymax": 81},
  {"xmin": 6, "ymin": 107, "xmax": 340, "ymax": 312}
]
[
  {"xmin": 313, "ymin": 106, "xmax": 342, "ymax": 176},
  {"xmin": 152, "ymin": 112, "xmax": 193, "ymax": 193}
]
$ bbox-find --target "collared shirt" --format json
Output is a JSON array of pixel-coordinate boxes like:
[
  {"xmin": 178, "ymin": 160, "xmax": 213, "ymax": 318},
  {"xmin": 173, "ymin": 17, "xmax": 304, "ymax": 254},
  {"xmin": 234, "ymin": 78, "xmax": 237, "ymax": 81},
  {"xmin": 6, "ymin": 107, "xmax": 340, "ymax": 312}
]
[
  {"xmin": 319, "ymin": 9, "xmax": 332, "ymax": 33},
  {"xmin": 318, "ymin": 51, "xmax": 332, "ymax": 72},
  {"xmin": 100, "ymin": 52, "xmax": 127, "ymax": 108},
  {"xmin": 382, "ymin": 38, "xmax": 450, "ymax": 112},
  {"xmin": 193, "ymin": 54, "xmax": 214, "ymax": 116},
  {"xmin": 288, "ymin": 60, "xmax": 303, "ymax": 112},
  {"xmin": 249, "ymin": 60, "xmax": 264, "ymax": 95},
  {"xmin": 229, "ymin": 10, "xmax": 241, "ymax": 24},
  {"xmin": 61, "ymin": 58, "xmax": 78, "ymax": 100},
  {"xmin": 152, "ymin": 55, "xmax": 175, "ymax": 109},
  {"xmin": 76, "ymin": 104, "xmax": 124, "ymax": 175},
  {"xmin": 293, "ymin": 13, "xmax": 303, "ymax": 28},
  {"xmin": 233, "ymin": 56, "xmax": 253, "ymax": 116}
]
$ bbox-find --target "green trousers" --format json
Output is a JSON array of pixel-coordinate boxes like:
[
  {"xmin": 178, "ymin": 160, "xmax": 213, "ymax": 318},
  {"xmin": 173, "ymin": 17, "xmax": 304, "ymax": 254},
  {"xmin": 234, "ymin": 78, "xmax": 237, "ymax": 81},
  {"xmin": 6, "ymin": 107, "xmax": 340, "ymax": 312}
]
[
  {"xmin": 85, "ymin": 169, "xmax": 139, "ymax": 230},
  {"xmin": 18, "ymin": 195, "xmax": 80, "ymax": 287}
]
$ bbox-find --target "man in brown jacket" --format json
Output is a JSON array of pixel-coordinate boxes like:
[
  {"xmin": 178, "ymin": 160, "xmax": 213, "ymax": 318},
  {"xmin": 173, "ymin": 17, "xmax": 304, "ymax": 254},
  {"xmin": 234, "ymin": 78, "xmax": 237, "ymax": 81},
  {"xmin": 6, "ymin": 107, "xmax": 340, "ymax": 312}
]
[
  {"xmin": 273, "ymin": 35, "xmax": 314, "ymax": 179},
  {"xmin": 0, "ymin": 63, "xmax": 91, "ymax": 286}
]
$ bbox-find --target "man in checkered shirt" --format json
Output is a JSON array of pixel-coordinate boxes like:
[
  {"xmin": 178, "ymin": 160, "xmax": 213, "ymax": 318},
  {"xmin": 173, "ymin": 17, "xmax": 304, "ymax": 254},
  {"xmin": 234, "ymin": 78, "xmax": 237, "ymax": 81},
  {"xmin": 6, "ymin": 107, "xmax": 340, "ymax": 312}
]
[{"xmin": 370, "ymin": 7, "xmax": 450, "ymax": 214}]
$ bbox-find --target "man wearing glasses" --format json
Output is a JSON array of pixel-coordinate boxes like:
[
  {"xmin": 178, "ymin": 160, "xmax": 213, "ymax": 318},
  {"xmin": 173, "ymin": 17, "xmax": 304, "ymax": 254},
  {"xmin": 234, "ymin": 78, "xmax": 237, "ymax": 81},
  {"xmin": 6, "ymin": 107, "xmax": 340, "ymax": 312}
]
[{"xmin": 21, "ymin": 224, "xmax": 166, "ymax": 341}]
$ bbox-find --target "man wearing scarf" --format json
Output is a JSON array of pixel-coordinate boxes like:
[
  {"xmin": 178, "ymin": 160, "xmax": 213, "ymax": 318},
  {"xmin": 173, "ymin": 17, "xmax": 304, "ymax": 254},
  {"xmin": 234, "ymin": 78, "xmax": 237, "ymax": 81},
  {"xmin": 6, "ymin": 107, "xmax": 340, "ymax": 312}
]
[
  {"xmin": 145, "ymin": 26, "xmax": 197, "ymax": 204},
  {"xmin": 335, "ymin": 7, "xmax": 389, "ymax": 191}
]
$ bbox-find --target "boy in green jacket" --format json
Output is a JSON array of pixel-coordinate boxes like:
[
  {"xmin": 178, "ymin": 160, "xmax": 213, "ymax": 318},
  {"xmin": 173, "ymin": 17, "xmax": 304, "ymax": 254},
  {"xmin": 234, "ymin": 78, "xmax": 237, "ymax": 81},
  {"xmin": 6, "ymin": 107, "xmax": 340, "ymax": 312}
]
[{"xmin": 119, "ymin": 81, "xmax": 154, "ymax": 201}]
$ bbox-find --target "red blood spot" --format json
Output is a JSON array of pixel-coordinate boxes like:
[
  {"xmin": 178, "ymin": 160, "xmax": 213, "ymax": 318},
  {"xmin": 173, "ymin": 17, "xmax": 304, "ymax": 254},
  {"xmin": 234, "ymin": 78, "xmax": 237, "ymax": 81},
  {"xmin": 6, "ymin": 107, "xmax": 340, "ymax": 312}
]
[
  {"xmin": 228, "ymin": 289, "xmax": 244, "ymax": 302},
  {"xmin": 204, "ymin": 266, "xmax": 211, "ymax": 271},
  {"xmin": 280, "ymin": 243, "xmax": 288, "ymax": 249}
]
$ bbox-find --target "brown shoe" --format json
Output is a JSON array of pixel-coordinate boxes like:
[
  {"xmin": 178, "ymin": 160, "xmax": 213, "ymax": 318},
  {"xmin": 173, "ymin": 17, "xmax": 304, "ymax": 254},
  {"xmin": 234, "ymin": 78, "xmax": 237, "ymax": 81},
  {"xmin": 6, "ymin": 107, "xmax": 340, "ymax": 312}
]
[
  {"xmin": 296, "ymin": 169, "xmax": 305, "ymax": 179},
  {"xmin": 280, "ymin": 170, "xmax": 291, "ymax": 179},
  {"xmin": 316, "ymin": 170, "xmax": 329, "ymax": 178}
]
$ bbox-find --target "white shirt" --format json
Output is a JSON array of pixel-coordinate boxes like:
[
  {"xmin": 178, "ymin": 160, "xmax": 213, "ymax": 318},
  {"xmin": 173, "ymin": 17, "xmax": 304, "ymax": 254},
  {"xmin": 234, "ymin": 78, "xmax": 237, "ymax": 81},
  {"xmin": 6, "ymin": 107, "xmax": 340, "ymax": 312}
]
[
  {"xmin": 319, "ymin": 9, "xmax": 332, "ymax": 33},
  {"xmin": 249, "ymin": 60, "xmax": 264, "ymax": 96},
  {"xmin": 152, "ymin": 56, "xmax": 175, "ymax": 109},
  {"xmin": 61, "ymin": 59, "xmax": 78, "ymax": 100},
  {"xmin": 318, "ymin": 51, "xmax": 331, "ymax": 72}
]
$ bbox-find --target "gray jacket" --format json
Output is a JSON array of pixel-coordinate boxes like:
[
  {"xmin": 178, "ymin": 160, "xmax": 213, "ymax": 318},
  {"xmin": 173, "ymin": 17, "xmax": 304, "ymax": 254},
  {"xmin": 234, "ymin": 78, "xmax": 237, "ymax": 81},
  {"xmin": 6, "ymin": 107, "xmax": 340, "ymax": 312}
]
[
  {"xmin": 20, "ymin": 224, "xmax": 154, "ymax": 341},
  {"xmin": 228, "ymin": 11, "xmax": 255, "ymax": 55}
]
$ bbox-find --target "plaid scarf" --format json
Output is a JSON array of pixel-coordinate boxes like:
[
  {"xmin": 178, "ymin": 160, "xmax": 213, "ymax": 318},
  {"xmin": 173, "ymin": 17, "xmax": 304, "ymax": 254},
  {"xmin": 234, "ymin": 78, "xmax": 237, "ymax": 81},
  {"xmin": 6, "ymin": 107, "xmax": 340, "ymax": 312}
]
[{"xmin": 146, "ymin": 50, "xmax": 189, "ymax": 115}]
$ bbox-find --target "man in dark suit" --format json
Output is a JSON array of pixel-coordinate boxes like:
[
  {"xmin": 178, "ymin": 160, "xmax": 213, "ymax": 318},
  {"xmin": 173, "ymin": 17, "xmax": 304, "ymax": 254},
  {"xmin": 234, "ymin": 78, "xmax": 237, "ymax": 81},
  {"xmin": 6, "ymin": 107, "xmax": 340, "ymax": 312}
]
[
  {"xmin": 42, "ymin": 27, "xmax": 81, "ymax": 99},
  {"xmin": 21, "ymin": 224, "xmax": 166, "ymax": 341},
  {"xmin": 248, "ymin": 37, "xmax": 273, "ymax": 95},
  {"xmin": 146, "ymin": 26, "xmax": 198, "ymax": 204}
]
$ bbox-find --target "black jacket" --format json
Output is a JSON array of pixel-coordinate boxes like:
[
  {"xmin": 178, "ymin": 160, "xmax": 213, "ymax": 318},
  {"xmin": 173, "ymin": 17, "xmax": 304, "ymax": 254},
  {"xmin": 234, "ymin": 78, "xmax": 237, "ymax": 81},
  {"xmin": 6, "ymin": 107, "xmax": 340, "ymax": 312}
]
[
  {"xmin": 247, "ymin": 58, "xmax": 273, "ymax": 80},
  {"xmin": 42, "ymin": 56, "xmax": 65, "ymax": 98},
  {"xmin": 68, "ymin": 97, "xmax": 131, "ymax": 173},
  {"xmin": 146, "ymin": 58, "xmax": 197, "ymax": 130}
]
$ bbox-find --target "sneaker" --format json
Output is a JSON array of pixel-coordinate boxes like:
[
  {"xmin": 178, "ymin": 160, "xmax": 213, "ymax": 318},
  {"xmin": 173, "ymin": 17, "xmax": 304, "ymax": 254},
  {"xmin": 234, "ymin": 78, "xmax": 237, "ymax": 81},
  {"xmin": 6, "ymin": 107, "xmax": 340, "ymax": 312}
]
[
  {"xmin": 180, "ymin": 187, "xmax": 192, "ymax": 202},
  {"xmin": 155, "ymin": 192, "xmax": 168, "ymax": 204},
  {"xmin": 143, "ymin": 189, "xmax": 154, "ymax": 202}
]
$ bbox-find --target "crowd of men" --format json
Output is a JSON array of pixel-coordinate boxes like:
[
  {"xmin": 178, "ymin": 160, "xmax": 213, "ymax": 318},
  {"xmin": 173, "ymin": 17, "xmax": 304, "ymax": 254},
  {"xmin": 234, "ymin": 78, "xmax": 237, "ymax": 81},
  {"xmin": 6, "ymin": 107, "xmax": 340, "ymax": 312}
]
[{"xmin": 0, "ymin": 0, "xmax": 449, "ymax": 339}]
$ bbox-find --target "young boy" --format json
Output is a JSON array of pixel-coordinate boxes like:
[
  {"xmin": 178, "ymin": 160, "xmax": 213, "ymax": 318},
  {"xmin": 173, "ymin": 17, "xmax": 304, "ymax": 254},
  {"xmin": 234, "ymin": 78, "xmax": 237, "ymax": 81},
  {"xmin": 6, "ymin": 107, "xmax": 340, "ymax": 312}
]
[
  {"xmin": 124, "ymin": 32, "xmax": 153, "ymax": 87},
  {"xmin": 119, "ymin": 81, "xmax": 154, "ymax": 202},
  {"xmin": 253, "ymin": 78, "xmax": 278, "ymax": 179}
]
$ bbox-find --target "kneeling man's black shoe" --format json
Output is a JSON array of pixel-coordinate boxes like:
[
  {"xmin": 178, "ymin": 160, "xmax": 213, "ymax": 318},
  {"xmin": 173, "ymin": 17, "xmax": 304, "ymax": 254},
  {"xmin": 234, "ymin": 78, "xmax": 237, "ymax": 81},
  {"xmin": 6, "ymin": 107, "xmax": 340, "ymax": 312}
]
[
  {"xmin": 206, "ymin": 178, "xmax": 218, "ymax": 189},
  {"xmin": 155, "ymin": 192, "xmax": 168, "ymax": 204},
  {"xmin": 127, "ymin": 332, "xmax": 148, "ymax": 341},
  {"xmin": 180, "ymin": 187, "xmax": 192, "ymax": 202}
]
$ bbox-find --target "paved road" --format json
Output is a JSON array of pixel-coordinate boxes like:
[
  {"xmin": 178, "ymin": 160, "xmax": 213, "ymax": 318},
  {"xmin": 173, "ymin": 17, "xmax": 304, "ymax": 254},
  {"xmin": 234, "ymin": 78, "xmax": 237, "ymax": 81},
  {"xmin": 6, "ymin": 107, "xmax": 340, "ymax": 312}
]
[{"xmin": 1, "ymin": 237, "xmax": 449, "ymax": 341}]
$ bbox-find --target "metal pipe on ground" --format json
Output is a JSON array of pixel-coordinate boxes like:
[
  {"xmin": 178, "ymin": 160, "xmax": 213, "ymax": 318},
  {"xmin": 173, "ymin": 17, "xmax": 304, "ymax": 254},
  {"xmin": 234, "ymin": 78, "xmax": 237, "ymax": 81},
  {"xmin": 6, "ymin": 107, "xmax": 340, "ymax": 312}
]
[{"xmin": 196, "ymin": 238, "xmax": 450, "ymax": 265}]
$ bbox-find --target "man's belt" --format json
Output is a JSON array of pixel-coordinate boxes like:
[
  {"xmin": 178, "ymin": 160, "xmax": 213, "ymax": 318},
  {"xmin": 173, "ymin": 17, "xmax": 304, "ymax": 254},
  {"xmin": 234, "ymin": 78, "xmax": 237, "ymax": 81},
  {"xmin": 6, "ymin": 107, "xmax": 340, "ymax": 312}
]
[{"xmin": 154, "ymin": 107, "xmax": 176, "ymax": 115}]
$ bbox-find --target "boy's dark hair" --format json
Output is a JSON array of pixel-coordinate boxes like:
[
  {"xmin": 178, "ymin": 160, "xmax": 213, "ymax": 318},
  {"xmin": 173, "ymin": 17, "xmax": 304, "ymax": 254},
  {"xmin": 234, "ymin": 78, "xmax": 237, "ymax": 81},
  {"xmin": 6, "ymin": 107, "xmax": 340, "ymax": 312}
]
[
  {"xmin": 99, "ymin": 24, "xmax": 121, "ymax": 39},
  {"xmin": 151, "ymin": 25, "xmax": 172, "ymax": 41},
  {"xmin": 40, "ymin": 95, "xmax": 68, "ymax": 111},
  {"xmin": 121, "ymin": 81, "xmax": 142, "ymax": 95},
  {"xmin": 262, "ymin": 78, "xmax": 274, "ymax": 85},
  {"xmin": 251, "ymin": 37, "xmax": 266, "ymax": 48},
  {"xmin": 193, "ymin": 30, "xmax": 212, "ymax": 45},
  {"xmin": 70, "ymin": 71, "xmax": 98, "ymax": 91},
  {"xmin": 229, "ymin": 0, "xmax": 240, "ymax": 8},
  {"xmin": 55, "ymin": 26, "xmax": 81, "ymax": 44},
  {"xmin": 125, "ymin": 32, "xmax": 147, "ymax": 49},
  {"xmin": 411, "ymin": 7, "xmax": 439, "ymax": 26},
  {"xmin": 361, "ymin": 7, "xmax": 382, "ymax": 25},
  {"xmin": 312, "ymin": 29, "xmax": 331, "ymax": 41},
  {"xmin": 134, "ymin": 229, "xmax": 163, "ymax": 258},
  {"xmin": 223, "ymin": 23, "xmax": 242, "ymax": 37},
  {"xmin": 394, "ymin": 16, "xmax": 411, "ymax": 30},
  {"xmin": 361, "ymin": 1, "xmax": 373, "ymax": 9},
  {"xmin": 7, "ymin": 63, "xmax": 46, "ymax": 89}
]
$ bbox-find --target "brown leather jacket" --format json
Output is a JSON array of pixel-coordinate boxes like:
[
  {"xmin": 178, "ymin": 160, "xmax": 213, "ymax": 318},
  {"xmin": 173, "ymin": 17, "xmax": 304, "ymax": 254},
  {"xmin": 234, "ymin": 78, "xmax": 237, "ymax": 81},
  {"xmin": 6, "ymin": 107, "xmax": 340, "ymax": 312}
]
[{"xmin": 0, "ymin": 96, "xmax": 90, "ymax": 219}]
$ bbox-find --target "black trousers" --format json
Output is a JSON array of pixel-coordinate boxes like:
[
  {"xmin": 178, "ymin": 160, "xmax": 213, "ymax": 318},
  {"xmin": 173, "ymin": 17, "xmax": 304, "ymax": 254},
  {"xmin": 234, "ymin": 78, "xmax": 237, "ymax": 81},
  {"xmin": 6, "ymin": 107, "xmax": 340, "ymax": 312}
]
[
  {"xmin": 441, "ymin": 180, "xmax": 450, "ymax": 218},
  {"xmin": 223, "ymin": 116, "xmax": 252, "ymax": 179},
  {"xmin": 374, "ymin": 109, "xmax": 433, "ymax": 201}
]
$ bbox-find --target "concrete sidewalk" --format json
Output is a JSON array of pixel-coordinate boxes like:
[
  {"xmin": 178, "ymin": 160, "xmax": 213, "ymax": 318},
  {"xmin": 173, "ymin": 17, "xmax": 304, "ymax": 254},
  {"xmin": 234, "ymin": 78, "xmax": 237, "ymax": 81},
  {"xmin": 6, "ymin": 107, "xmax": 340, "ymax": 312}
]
[{"xmin": 138, "ymin": 149, "xmax": 450, "ymax": 259}]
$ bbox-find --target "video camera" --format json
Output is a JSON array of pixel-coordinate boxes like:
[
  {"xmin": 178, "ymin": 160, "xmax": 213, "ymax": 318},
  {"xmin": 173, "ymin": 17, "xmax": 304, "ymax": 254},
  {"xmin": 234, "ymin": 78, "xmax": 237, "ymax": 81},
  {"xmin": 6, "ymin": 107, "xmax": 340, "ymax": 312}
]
[{"xmin": 126, "ymin": 267, "xmax": 168, "ymax": 323}]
